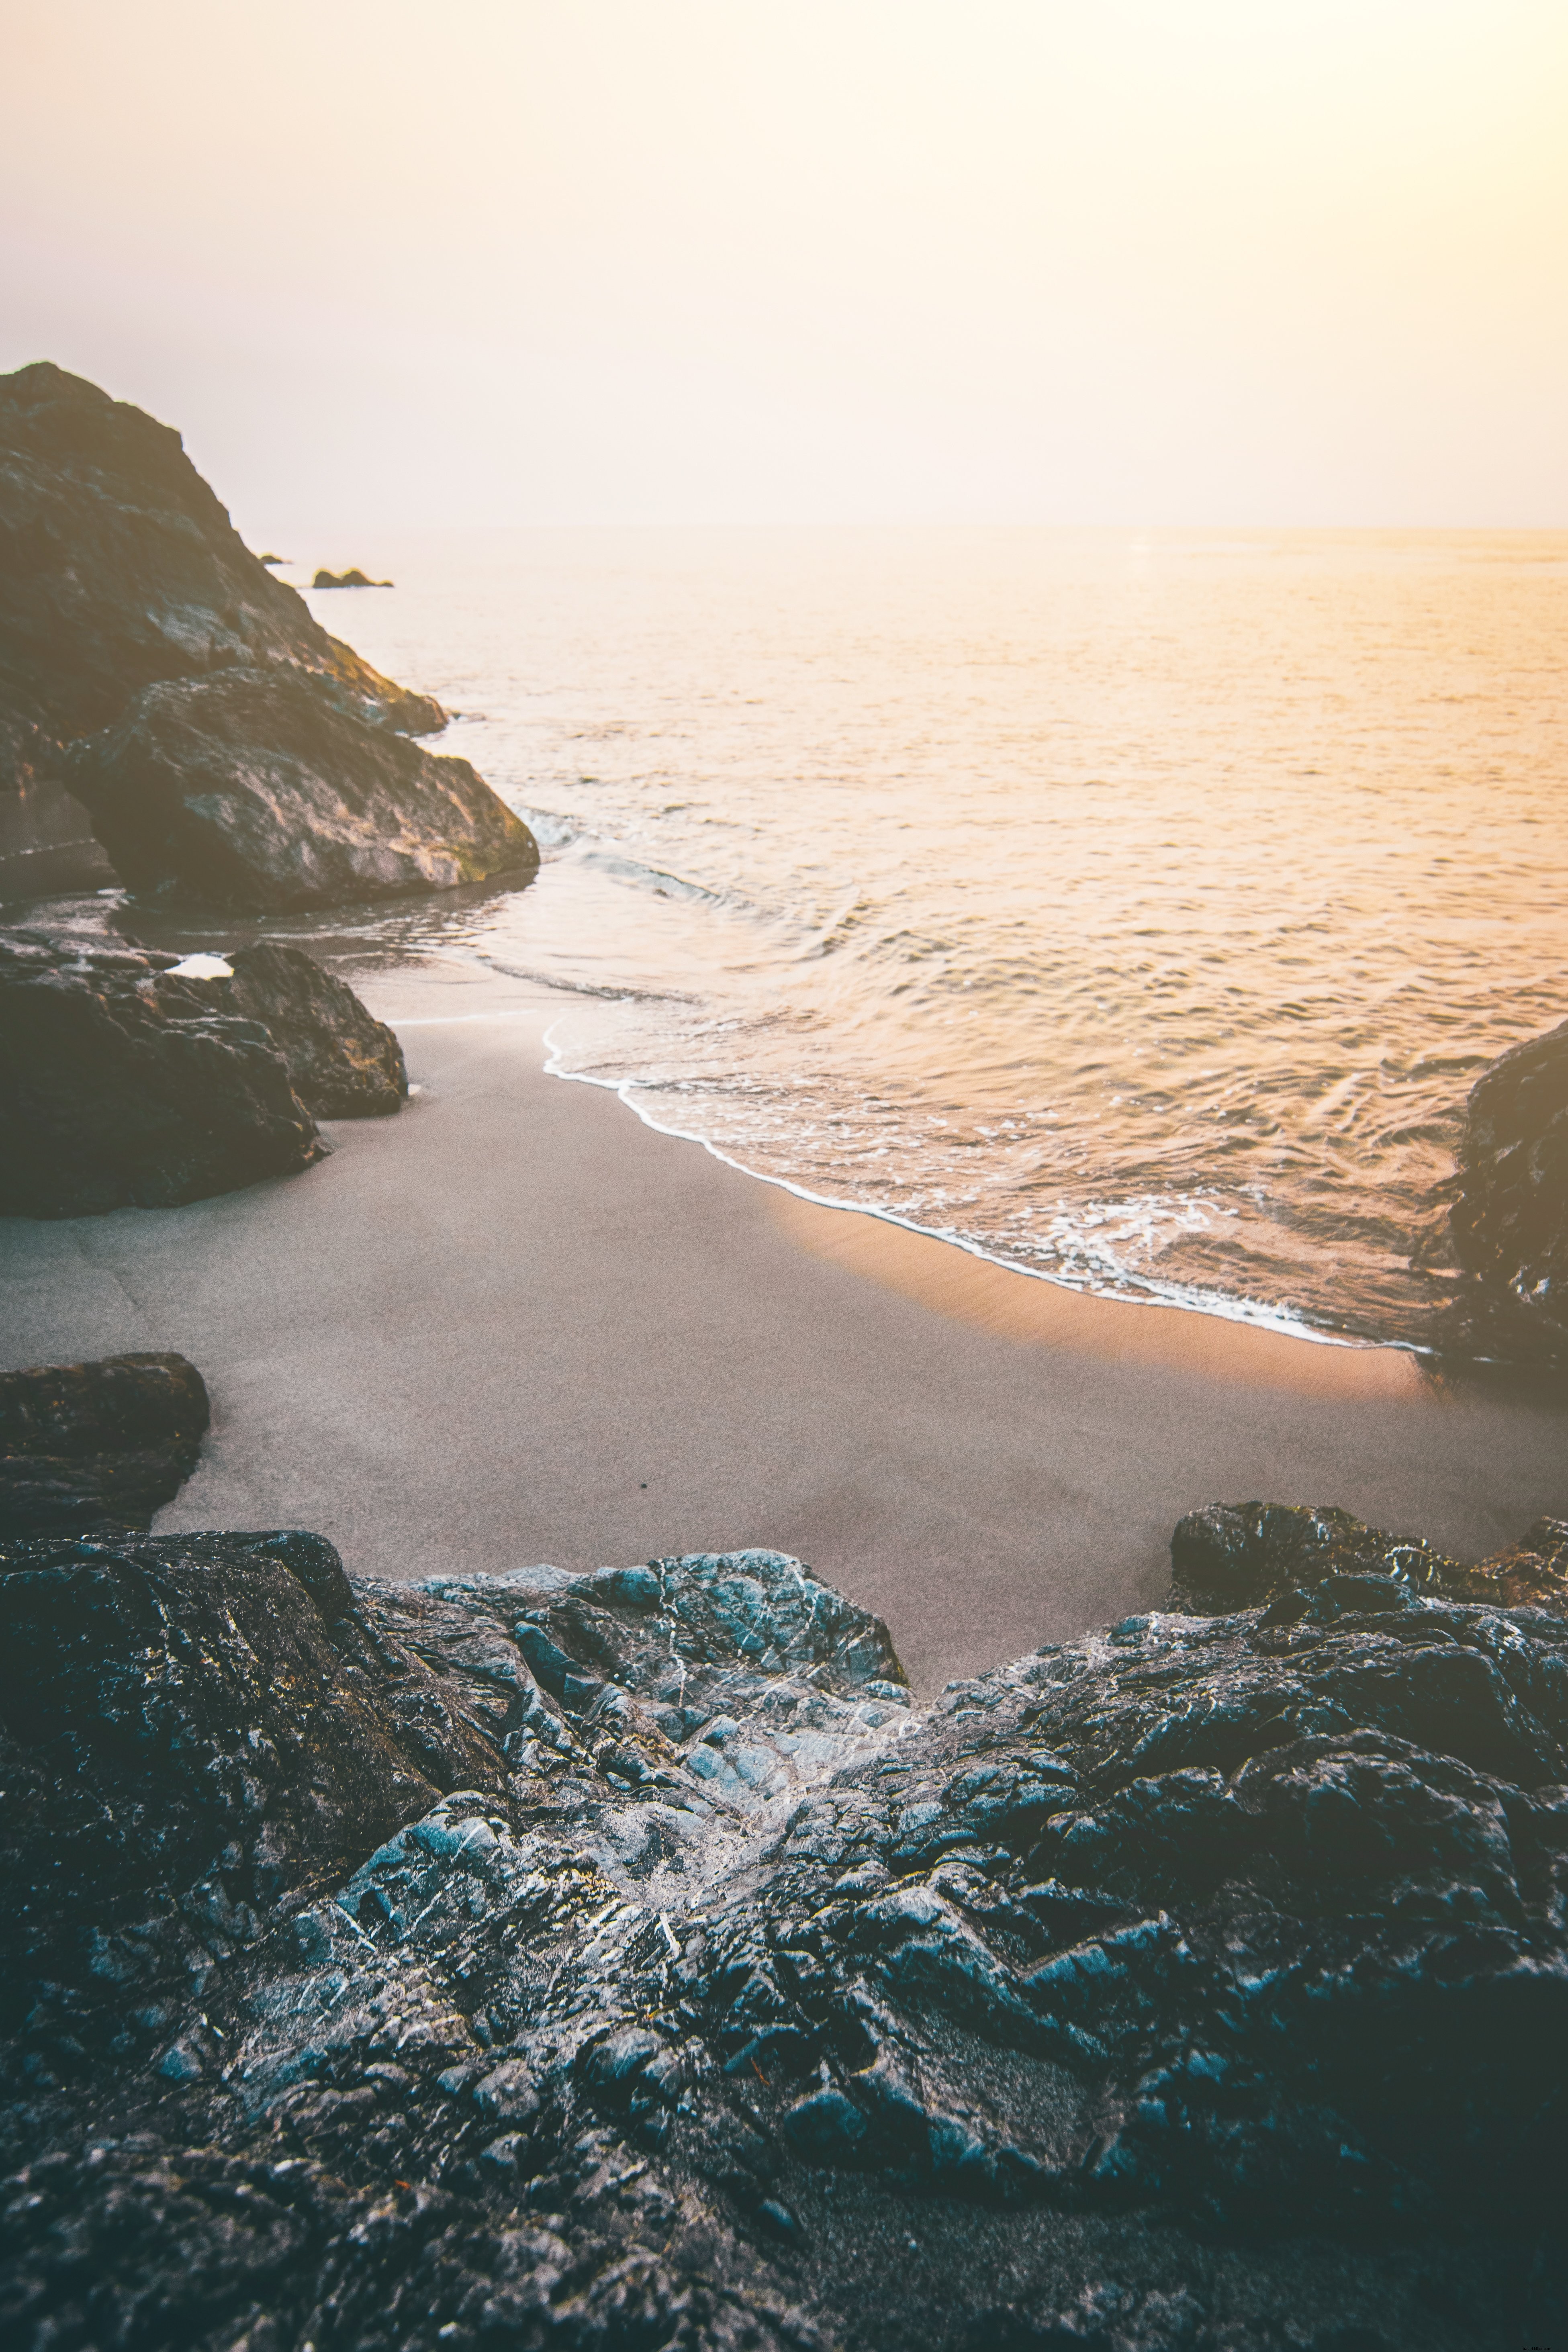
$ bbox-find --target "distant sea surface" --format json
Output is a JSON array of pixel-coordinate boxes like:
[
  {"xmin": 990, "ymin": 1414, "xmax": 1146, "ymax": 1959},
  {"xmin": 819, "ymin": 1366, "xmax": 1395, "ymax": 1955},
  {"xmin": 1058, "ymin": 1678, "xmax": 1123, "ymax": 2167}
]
[{"xmin": 293, "ymin": 528, "xmax": 1568, "ymax": 1353}]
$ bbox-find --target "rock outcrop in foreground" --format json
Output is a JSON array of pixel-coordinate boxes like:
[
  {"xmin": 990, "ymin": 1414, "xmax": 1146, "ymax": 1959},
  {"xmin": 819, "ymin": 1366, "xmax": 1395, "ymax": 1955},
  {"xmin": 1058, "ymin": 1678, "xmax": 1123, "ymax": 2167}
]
[
  {"xmin": 3, "ymin": 1510, "xmax": 1565, "ymax": 2349},
  {"xmin": 1451, "ymin": 1015, "xmax": 1568, "ymax": 1341},
  {"xmin": 0, "ymin": 1351, "xmax": 209, "ymax": 1536},
  {"xmin": 0, "ymin": 930, "xmax": 405, "ymax": 1215},
  {"xmin": 0, "ymin": 362, "xmax": 538, "ymax": 905}
]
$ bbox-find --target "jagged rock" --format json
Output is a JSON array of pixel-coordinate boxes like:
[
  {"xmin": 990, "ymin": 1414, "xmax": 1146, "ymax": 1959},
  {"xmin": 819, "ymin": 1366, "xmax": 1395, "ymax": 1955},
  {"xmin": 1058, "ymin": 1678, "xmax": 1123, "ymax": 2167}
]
[
  {"xmin": 0, "ymin": 362, "xmax": 537, "ymax": 909},
  {"xmin": 220, "ymin": 940, "xmax": 406, "ymax": 1116},
  {"xmin": 0, "ymin": 930, "xmax": 402, "ymax": 1214},
  {"xmin": 0, "ymin": 928, "xmax": 321, "ymax": 1214},
  {"xmin": 64, "ymin": 666, "xmax": 538, "ymax": 910},
  {"xmin": 1172, "ymin": 1496, "xmax": 1568, "ymax": 1616},
  {"xmin": 0, "ymin": 1351, "xmax": 208, "ymax": 1536},
  {"xmin": 2, "ymin": 1519, "xmax": 1565, "ymax": 2348},
  {"xmin": 1451, "ymin": 1016, "xmax": 1568, "ymax": 1335},
  {"xmin": 0, "ymin": 717, "xmax": 113, "ymax": 897},
  {"xmin": 0, "ymin": 359, "xmax": 441, "ymax": 764}
]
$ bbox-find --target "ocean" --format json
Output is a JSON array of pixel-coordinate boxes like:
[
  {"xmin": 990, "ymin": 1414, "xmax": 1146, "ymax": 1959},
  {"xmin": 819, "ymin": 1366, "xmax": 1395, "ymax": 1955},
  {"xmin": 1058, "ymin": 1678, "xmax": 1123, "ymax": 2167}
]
[{"xmin": 290, "ymin": 525, "xmax": 1568, "ymax": 1354}]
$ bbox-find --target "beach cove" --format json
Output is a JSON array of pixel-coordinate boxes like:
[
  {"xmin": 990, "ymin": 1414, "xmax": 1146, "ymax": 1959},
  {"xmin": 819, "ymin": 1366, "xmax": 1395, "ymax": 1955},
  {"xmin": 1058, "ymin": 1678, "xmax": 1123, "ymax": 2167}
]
[{"xmin": 7, "ymin": 949, "xmax": 1566, "ymax": 1693}]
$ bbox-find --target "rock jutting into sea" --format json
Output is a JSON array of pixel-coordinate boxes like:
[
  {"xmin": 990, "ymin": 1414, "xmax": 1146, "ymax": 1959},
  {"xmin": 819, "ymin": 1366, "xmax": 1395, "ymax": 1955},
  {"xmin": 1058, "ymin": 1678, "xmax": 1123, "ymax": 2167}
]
[
  {"xmin": 64, "ymin": 665, "xmax": 536, "ymax": 911},
  {"xmin": 0, "ymin": 1351, "xmax": 209, "ymax": 1537},
  {"xmin": 4, "ymin": 1510, "xmax": 1565, "ymax": 2350},
  {"xmin": 0, "ymin": 361, "xmax": 537, "ymax": 904},
  {"xmin": 0, "ymin": 928, "xmax": 407, "ymax": 1216},
  {"xmin": 313, "ymin": 568, "xmax": 393, "ymax": 589},
  {"xmin": 1450, "ymin": 1014, "xmax": 1568, "ymax": 1342}
]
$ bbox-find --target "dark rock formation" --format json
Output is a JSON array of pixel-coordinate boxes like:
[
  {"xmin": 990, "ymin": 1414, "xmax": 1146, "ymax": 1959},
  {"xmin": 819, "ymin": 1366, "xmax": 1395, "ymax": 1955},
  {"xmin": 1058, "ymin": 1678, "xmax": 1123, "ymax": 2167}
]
[
  {"xmin": 0, "ymin": 929, "xmax": 322, "ymax": 1214},
  {"xmin": 0, "ymin": 930, "xmax": 402, "ymax": 1214},
  {"xmin": 1171, "ymin": 1496, "xmax": 1568, "ymax": 1615},
  {"xmin": 0, "ymin": 360, "xmax": 440, "ymax": 766},
  {"xmin": 0, "ymin": 723, "xmax": 113, "ymax": 899},
  {"xmin": 4, "ymin": 1514, "xmax": 1566, "ymax": 2349},
  {"xmin": 0, "ymin": 362, "xmax": 537, "ymax": 907},
  {"xmin": 1451, "ymin": 1016, "xmax": 1568, "ymax": 1336},
  {"xmin": 64, "ymin": 666, "xmax": 538, "ymax": 911},
  {"xmin": 313, "ymin": 568, "xmax": 392, "ymax": 589},
  {"xmin": 0, "ymin": 1351, "xmax": 209, "ymax": 1537},
  {"xmin": 223, "ymin": 940, "xmax": 406, "ymax": 1116}
]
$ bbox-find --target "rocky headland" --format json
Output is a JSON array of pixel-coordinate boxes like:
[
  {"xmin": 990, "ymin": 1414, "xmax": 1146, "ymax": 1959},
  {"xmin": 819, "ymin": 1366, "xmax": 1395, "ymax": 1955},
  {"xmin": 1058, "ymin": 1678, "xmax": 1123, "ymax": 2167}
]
[
  {"xmin": 0, "ymin": 929, "xmax": 407, "ymax": 1216},
  {"xmin": 0, "ymin": 362, "xmax": 536, "ymax": 905},
  {"xmin": 3, "ymin": 1473, "xmax": 1566, "ymax": 2350}
]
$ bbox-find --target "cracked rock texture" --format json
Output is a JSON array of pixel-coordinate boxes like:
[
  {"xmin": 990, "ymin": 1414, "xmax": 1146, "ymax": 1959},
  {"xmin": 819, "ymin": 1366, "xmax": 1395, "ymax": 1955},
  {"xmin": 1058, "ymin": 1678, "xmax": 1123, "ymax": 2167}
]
[
  {"xmin": 218, "ymin": 942, "xmax": 407, "ymax": 1118},
  {"xmin": 0, "ymin": 1351, "xmax": 209, "ymax": 1537},
  {"xmin": 0, "ymin": 930, "xmax": 403, "ymax": 1214},
  {"xmin": 3, "ymin": 1519, "xmax": 1566, "ymax": 2350},
  {"xmin": 1451, "ymin": 1015, "xmax": 1568, "ymax": 1342}
]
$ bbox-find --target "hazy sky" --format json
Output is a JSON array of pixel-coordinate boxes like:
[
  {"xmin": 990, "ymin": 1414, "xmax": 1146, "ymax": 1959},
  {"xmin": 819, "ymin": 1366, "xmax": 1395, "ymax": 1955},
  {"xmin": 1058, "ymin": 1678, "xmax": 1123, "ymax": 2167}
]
[{"xmin": 4, "ymin": 1, "xmax": 1566, "ymax": 531}]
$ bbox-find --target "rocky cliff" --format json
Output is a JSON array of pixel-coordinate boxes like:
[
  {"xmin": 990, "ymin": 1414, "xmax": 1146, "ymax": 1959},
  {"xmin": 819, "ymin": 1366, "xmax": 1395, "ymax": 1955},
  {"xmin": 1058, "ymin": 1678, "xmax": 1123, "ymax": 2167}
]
[
  {"xmin": 4, "ymin": 1508, "xmax": 1564, "ymax": 2350},
  {"xmin": 0, "ymin": 361, "xmax": 439, "ymax": 766},
  {"xmin": 0, "ymin": 363, "xmax": 537, "ymax": 905}
]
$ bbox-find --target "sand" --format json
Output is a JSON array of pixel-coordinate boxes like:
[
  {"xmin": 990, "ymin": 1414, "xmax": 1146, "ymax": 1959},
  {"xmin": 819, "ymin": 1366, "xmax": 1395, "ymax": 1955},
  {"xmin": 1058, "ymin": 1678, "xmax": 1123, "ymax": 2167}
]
[{"xmin": 4, "ymin": 956, "xmax": 1567, "ymax": 1692}]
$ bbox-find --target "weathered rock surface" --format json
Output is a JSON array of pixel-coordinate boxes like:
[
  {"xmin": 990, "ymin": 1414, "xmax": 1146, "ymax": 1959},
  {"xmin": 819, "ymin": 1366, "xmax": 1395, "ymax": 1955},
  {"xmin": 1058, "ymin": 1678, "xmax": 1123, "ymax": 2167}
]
[
  {"xmin": 0, "ymin": 1351, "xmax": 209, "ymax": 1536},
  {"xmin": 1171, "ymin": 1496, "xmax": 1568, "ymax": 1616},
  {"xmin": 64, "ymin": 666, "xmax": 538, "ymax": 911},
  {"xmin": 0, "ymin": 360, "xmax": 440, "ymax": 768},
  {"xmin": 221, "ymin": 940, "xmax": 407, "ymax": 1116},
  {"xmin": 3, "ymin": 1513, "xmax": 1566, "ymax": 2349},
  {"xmin": 1451, "ymin": 1016, "xmax": 1568, "ymax": 1338},
  {"xmin": 0, "ymin": 361, "xmax": 538, "ymax": 908},
  {"xmin": 0, "ymin": 930, "xmax": 402, "ymax": 1214}
]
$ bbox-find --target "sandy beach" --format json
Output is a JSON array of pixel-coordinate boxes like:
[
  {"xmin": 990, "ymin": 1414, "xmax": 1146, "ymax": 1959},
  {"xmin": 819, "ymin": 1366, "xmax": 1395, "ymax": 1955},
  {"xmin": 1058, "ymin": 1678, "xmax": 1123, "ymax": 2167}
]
[{"xmin": 4, "ymin": 953, "xmax": 1566, "ymax": 1693}]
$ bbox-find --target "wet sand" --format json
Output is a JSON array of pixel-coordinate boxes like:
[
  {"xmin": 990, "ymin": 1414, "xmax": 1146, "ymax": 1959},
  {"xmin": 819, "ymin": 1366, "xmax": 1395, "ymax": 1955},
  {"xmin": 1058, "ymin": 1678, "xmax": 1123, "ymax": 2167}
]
[{"xmin": 4, "ymin": 956, "xmax": 1566, "ymax": 1692}]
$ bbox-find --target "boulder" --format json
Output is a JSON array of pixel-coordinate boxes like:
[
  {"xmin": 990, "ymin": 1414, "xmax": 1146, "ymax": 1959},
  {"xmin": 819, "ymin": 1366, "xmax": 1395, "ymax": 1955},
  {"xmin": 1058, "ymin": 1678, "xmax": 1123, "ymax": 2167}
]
[
  {"xmin": 220, "ymin": 940, "xmax": 405, "ymax": 1116},
  {"xmin": 4, "ymin": 1517, "xmax": 1566, "ymax": 2346},
  {"xmin": 0, "ymin": 929, "xmax": 322, "ymax": 1214},
  {"xmin": 0, "ymin": 1352, "xmax": 209, "ymax": 1536},
  {"xmin": 64, "ymin": 666, "xmax": 538, "ymax": 910},
  {"xmin": 1451, "ymin": 1016, "xmax": 1568, "ymax": 1333},
  {"xmin": 0, "ymin": 930, "xmax": 402, "ymax": 1214}
]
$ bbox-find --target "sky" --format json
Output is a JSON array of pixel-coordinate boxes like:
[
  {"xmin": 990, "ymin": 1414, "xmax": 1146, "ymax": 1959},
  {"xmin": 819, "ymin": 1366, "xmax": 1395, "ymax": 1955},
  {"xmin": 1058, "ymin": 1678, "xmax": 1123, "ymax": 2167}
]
[{"xmin": 4, "ymin": 1, "xmax": 1566, "ymax": 532}]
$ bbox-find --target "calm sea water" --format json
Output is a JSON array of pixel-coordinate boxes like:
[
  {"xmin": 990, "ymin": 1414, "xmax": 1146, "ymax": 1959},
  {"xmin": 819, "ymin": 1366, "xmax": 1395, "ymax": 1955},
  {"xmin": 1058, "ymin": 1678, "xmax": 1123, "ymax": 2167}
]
[{"xmin": 294, "ymin": 527, "xmax": 1568, "ymax": 1352}]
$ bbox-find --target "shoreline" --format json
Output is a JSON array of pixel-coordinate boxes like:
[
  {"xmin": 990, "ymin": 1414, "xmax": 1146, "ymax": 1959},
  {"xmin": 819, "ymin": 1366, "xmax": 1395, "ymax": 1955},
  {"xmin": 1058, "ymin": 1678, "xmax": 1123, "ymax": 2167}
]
[{"xmin": 4, "ymin": 950, "xmax": 1567, "ymax": 1692}]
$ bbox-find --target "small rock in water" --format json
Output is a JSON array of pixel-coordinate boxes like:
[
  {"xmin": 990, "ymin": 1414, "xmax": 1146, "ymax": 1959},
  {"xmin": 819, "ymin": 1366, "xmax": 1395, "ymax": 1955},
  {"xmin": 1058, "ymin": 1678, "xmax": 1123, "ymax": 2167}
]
[{"xmin": 312, "ymin": 566, "xmax": 392, "ymax": 588}]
